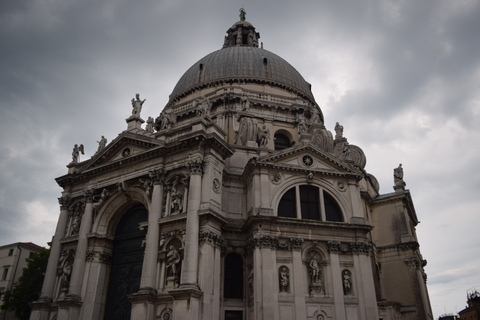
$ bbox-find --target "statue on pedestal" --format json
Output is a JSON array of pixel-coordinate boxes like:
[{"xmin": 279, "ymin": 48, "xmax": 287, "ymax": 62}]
[
  {"xmin": 257, "ymin": 125, "xmax": 270, "ymax": 147},
  {"xmin": 95, "ymin": 136, "xmax": 107, "ymax": 154},
  {"xmin": 71, "ymin": 144, "xmax": 84, "ymax": 163},
  {"xmin": 131, "ymin": 93, "xmax": 145, "ymax": 118},
  {"xmin": 166, "ymin": 245, "xmax": 181, "ymax": 277},
  {"xmin": 334, "ymin": 122, "xmax": 343, "ymax": 139}
]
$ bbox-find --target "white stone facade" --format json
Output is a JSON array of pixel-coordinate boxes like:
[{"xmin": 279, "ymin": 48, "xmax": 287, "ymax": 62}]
[{"xmin": 30, "ymin": 13, "xmax": 433, "ymax": 320}]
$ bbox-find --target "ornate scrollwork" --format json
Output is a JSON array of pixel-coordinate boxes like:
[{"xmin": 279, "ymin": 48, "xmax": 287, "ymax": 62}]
[
  {"xmin": 84, "ymin": 188, "xmax": 95, "ymax": 203},
  {"xmin": 212, "ymin": 178, "xmax": 221, "ymax": 194},
  {"xmin": 290, "ymin": 237, "xmax": 304, "ymax": 251},
  {"xmin": 328, "ymin": 240, "xmax": 371, "ymax": 255},
  {"xmin": 269, "ymin": 171, "xmax": 282, "ymax": 184},
  {"xmin": 350, "ymin": 241, "xmax": 371, "ymax": 255},
  {"xmin": 247, "ymin": 234, "xmax": 279, "ymax": 250},
  {"xmin": 247, "ymin": 235, "xmax": 304, "ymax": 251},
  {"xmin": 86, "ymin": 249, "xmax": 111, "ymax": 263},
  {"xmin": 187, "ymin": 156, "xmax": 203, "ymax": 175},
  {"xmin": 405, "ymin": 256, "xmax": 421, "ymax": 269},
  {"xmin": 149, "ymin": 168, "xmax": 165, "ymax": 185},
  {"xmin": 199, "ymin": 230, "xmax": 225, "ymax": 249},
  {"xmin": 58, "ymin": 196, "xmax": 72, "ymax": 210},
  {"xmin": 159, "ymin": 229, "xmax": 186, "ymax": 249}
]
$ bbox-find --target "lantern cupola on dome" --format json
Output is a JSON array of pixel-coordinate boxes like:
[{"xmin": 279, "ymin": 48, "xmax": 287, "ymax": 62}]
[{"xmin": 223, "ymin": 8, "xmax": 260, "ymax": 48}]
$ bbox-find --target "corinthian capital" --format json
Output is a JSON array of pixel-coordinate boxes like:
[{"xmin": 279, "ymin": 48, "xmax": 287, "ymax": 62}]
[
  {"xmin": 58, "ymin": 196, "xmax": 72, "ymax": 210},
  {"xmin": 188, "ymin": 155, "xmax": 203, "ymax": 175},
  {"xmin": 149, "ymin": 168, "xmax": 165, "ymax": 185},
  {"xmin": 84, "ymin": 188, "xmax": 95, "ymax": 203}
]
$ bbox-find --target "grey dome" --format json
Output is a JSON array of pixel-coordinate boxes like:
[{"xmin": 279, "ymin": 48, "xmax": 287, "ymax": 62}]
[{"xmin": 169, "ymin": 46, "xmax": 314, "ymax": 102}]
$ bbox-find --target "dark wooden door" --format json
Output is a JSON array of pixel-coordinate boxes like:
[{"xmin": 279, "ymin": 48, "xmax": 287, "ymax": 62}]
[{"xmin": 104, "ymin": 207, "xmax": 147, "ymax": 320}]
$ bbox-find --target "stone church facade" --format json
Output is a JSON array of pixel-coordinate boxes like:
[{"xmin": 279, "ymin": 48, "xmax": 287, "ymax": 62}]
[{"xmin": 30, "ymin": 11, "xmax": 433, "ymax": 320}]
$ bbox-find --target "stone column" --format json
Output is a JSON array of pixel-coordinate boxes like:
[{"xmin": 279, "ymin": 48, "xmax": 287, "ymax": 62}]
[
  {"xmin": 139, "ymin": 168, "xmax": 165, "ymax": 292},
  {"xmin": 79, "ymin": 249, "xmax": 111, "ymax": 320},
  {"xmin": 291, "ymin": 240, "xmax": 306, "ymax": 320},
  {"xmin": 67, "ymin": 189, "xmax": 95, "ymax": 298},
  {"xmin": 329, "ymin": 252, "xmax": 346, "ymax": 320},
  {"xmin": 30, "ymin": 196, "xmax": 71, "ymax": 320},
  {"xmin": 353, "ymin": 251, "xmax": 378, "ymax": 320},
  {"xmin": 131, "ymin": 169, "xmax": 165, "ymax": 320},
  {"xmin": 180, "ymin": 158, "xmax": 203, "ymax": 287},
  {"xmin": 198, "ymin": 232, "xmax": 217, "ymax": 320}
]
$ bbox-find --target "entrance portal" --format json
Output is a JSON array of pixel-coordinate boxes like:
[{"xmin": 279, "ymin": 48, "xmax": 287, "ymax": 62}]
[{"xmin": 104, "ymin": 207, "xmax": 147, "ymax": 320}]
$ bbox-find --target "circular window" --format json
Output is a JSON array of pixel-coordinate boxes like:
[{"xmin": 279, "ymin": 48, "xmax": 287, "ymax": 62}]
[
  {"xmin": 302, "ymin": 155, "xmax": 313, "ymax": 167},
  {"xmin": 122, "ymin": 148, "xmax": 131, "ymax": 157}
]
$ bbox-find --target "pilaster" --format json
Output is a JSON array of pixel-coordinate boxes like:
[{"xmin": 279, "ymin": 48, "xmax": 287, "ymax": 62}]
[
  {"xmin": 180, "ymin": 157, "xmax": 203, "ymax": 288},
  {"xmin": 59, "ymin": 189, "xmax": 94, "ymax": 317},
  {"xmin": 31, "ymin": 195, "xmax": 72, "ymax": 320}
]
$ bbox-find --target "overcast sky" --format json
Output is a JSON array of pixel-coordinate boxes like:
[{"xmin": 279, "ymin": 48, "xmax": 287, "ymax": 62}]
[{"xmin": 1, "ymin": 0, "xmax": 479, "ymax": 317}]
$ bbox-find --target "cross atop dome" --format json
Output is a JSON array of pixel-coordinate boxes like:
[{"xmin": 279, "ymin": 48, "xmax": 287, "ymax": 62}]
[{"xmin": 223, "ymin": 9, "xmax": 260, "ymax": 48}]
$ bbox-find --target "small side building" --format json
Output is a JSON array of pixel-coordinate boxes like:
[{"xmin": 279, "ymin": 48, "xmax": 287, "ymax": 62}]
[
  {"xmin": 458, "ymin": 289, "xmax": 480, "ymax": 320},
  {"xmin": 0, "ymin": 242, "xmax": 43, "ymax": 320}
]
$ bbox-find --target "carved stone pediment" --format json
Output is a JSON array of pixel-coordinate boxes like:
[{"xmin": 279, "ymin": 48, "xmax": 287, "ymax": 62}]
[
  {"xmin": 83, "ymin": 132, "xmax": 162, "ymax": 171},
  {"xmin": 246, "ymin": 144, "xmax": 363, "ymax": 179}
]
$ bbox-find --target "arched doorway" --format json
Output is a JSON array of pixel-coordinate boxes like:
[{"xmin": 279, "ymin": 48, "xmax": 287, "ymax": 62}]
[{"xmin": 104, "ymin": 206, "xmax": 147, "ymax": 320}]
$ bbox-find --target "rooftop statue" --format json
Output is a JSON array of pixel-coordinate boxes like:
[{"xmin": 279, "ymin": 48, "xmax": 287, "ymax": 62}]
[
  {"xmin": 95, "ymin": 136, "xmax": 107, "ymax": 154},
  {"xmin": 71, "ymin": 144, "xmax": 84, "ymax": 163},
  {"xmin": 335, "ymin": 122, "xmax": 344, "ymax": 139},
  {"xmin": 239, "ymin": 8, "xmax": 246, "ymax": 21},
  {"xmin": 131, "ymin": 93, "xmax": 145, "ymax": 118}
]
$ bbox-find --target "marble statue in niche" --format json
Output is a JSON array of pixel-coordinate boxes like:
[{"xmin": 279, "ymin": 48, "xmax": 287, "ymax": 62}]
[
  {"xmin": 165, "ymin": 175, "xmax": 188, "ymax": 216},
  {"xmin": 307, "ymin": 251, "xmax": 325, "ymax": 295},
  {"xmin": 66, "ymin": 202, "xmax": 84, "ymax": 237},
  {"xmin": 342, "ymin": 269, "xmax": 353, "ymax": 295},
  {"xmin": 279, "ymin": 266, "xmax": 290, "ymax": 293},
  {"xmin": 165, "ymin": 239, "xmax": 183, "ymax": 288},
  {"xmin": 58, "ymin": 250, "xmax": 74, "ymax": 296}
]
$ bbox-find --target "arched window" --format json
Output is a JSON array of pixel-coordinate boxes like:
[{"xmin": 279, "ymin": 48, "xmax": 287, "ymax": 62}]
[
  {"xmin": 277, "ymin": 186, "xmax": 344, "ymax": 222},
  {"xmin": 323, "ymin": 191, "xmax": 343, "ymax": 222},
  {"xmin": 278, "ymin": 187, "xmax": 296, "ymax": 218},
  {"xmin": 274, "ymin": 133, "xmax": 290, "ymax": 150},
  {"xmin": 224, "ymin": 253, "xmax": 244, "ymax": 299}
]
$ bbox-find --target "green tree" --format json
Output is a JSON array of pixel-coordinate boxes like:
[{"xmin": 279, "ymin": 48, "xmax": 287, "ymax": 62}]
[{"xmin": 1, "ymin": 248, "xmax": 49, "ymax": 320}]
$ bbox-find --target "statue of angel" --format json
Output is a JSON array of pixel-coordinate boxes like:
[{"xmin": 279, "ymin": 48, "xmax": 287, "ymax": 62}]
[{"xmin": 72, "ymin": 144, "xmax": 84, "ymax": 163}]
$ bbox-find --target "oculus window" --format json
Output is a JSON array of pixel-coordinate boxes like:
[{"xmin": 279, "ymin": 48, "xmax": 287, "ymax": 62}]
[{"xmin": 278, "ymin": 185, "xmax": 343, "ymax": 222}]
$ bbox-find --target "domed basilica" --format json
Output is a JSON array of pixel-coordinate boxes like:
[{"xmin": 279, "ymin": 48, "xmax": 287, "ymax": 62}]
[{"xmin": 31, "ymin": 9, "xmax": 433, "ymax": 320}]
